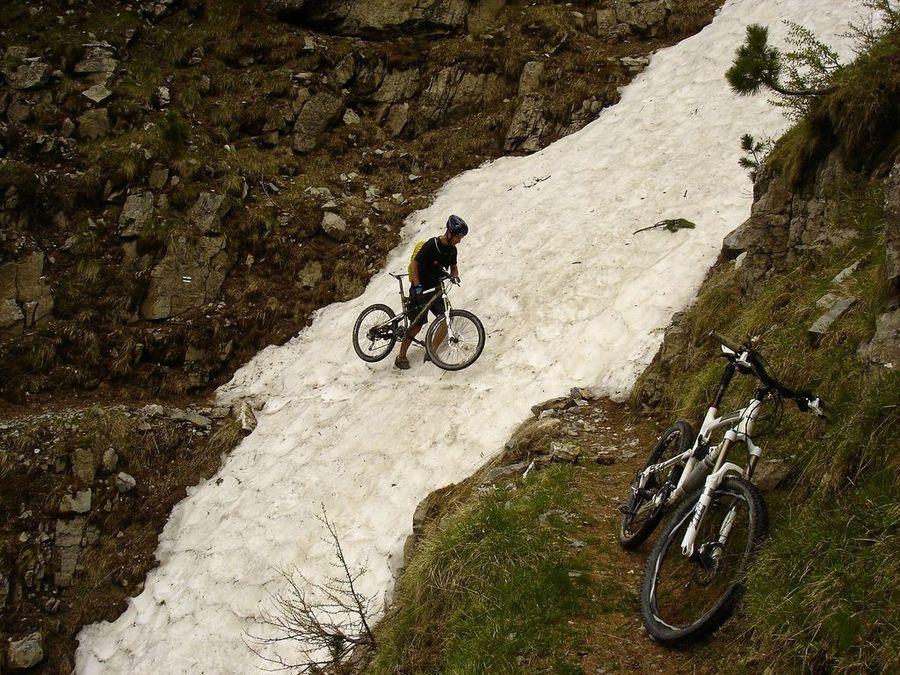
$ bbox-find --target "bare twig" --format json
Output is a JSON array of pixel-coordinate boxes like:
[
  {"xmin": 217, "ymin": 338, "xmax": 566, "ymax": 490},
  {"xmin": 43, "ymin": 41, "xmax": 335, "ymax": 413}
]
[{"xmin": 244, "ymin": 505, "xmax": 377, "ymax": 673}]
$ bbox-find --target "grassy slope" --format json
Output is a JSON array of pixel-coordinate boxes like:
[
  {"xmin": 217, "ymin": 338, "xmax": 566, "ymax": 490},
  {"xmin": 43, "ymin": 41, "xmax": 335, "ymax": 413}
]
[{"xmin": 371, "ymin": 15, "xmax": 900, "ymax": 675}]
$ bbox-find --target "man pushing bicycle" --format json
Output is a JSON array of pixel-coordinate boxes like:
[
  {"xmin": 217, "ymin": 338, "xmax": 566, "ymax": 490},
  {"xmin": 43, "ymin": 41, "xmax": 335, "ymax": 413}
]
[{"xmin": 394, "ymin": 214, "xmax": 468, "ymax": 370}]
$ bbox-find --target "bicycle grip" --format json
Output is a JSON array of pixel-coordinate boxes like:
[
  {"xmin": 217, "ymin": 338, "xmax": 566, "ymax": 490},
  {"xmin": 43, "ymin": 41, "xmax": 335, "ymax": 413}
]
[{"xmin": 709, "ymin": 331, "xmax": 740, "ymax": 353}]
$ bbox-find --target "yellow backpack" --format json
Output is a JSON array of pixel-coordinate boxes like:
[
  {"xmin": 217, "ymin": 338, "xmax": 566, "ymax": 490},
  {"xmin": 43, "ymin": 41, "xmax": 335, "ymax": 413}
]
[{"xmin": 407, "ymin": 239, "xmax": 427, "ymax": 277}]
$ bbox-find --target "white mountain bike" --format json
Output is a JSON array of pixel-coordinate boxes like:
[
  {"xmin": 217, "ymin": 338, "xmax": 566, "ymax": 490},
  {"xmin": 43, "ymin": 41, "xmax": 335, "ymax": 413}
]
[{"xmin": 618, "ymin": 332, "xmax": 825, "ymax": 645}]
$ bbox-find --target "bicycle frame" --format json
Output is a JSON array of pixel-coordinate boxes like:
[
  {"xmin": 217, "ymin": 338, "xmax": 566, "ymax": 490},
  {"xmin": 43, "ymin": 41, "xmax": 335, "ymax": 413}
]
[
  {"xmin": 377, "ymin": 274, "xmax": 457, "ymax": 345},
  {"xmin": 632, "ymin": 345, "xmax": 768, "ymax": 557}
]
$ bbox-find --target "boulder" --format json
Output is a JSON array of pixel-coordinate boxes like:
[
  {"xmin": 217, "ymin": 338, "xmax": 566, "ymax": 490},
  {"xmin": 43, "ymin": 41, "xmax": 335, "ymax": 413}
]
[
  {"xmin": 371, "ymin": 68, "xmax": 420, "ymax": 103},
  {"xmin": 55, "ymin": 517, "xmax": 86, "ymax": 587},
  {"xmin": 236, "ymin": 401, "xmax": 257, "ymax": 432},
  {"xmin": 9, "ymin": 252, "xmax": 54, "ymax": 327},
  {"xmin": 518, "ymin": 61, "xmax": 544, "ymax": 96},
  {"xmin": 384, "ymin": 103, "xmax": 410, "ymax": 137},
  {"xmin": 504, "ymin": 95, "xmax": 547, "ymax": 153},
  {"xmin": 82, "ymin": 82, "xmax": 113, "ymax": 103},
  {"xmin": 119, "ymin": 192, "xmax": 156, "ymax": 237},
  {"xmin": 858, "ymin": 309, "xmax": 900, "ymax": 368},
  {"xmin": 418, "ymin": 66, "xmax": 503, "ymax": 126},
  {"xmin": 149, "ymin": 164, "xmax": 170, "ymax": 190},
  {"xmin": 293, "ymin": 92, "xmax": 344, "ymax": 153},
  {"xmin": 71, "ymin": 447, "xmax": 96, "ymax": 484},
  {"xmin": 0, "ymin": 263, "xmax": 20, "ymax": 330},
  {"xmin": 59, "ymin": 489, "xmax": 92, "ymax": 514},
  {"xmin": 613, "ymin": 0, "xmax": 670, "ymax": 35},
  {"xmin": 321, "ymin": 212, "xmax": 350, "ymax": 241},
  {"xmin": 188, "ymin": 192, "xmax": 230, "ymax": 234},
  {"xmin": 116, "ymin": 472, "xmax": 137, "ymax": 493},
  {"xmin": 7, "ymin": 631, "xmax": 44, "ymax": 670},
  {"xmin": 2, "ymin": 58, "xmax": 51, "ymax": 90},
  {"xmin": 78, "ymin": 107, "xmax": 110, "ymax": 140},
  {"xmin": 808, "ymin": 296, "xmax": 857, "ymax": 345},
  {"xmin": 75, "ymin": 45, "xmax": 119, "ymax": 74},
  {"xmin": 140, "ymin": 235, "xmax": 233, "ymax": 319}
]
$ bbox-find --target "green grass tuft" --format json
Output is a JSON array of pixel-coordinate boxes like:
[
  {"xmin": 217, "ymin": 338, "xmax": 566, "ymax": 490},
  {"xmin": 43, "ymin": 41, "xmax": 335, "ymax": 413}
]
[{"xmin": 372, "ymin": 465, "xmax": 593, "ymax": 674}]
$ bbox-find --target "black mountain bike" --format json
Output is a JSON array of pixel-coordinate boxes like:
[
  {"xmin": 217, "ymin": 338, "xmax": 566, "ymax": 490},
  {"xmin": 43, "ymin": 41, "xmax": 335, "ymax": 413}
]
[{"xmin": 352, "ymin": 273, "xmax": 485, "ymax": 371}]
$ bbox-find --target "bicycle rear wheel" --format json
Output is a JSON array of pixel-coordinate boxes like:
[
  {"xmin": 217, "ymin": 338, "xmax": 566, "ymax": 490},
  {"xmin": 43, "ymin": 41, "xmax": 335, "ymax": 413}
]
[
  {"xmin": 640, "ymin": 477, "xmax": 768, "ymax": 645},
  {"xmin": 352, "ymin": 304, "xmax": 397, "ymax": 362},
  {"xmin": 618, "ymin": 420, "xmax": 694, "ymax": 550},
  {"xmin": 425, "ymin": 309, "xmax": 485, "ymax": 371}
]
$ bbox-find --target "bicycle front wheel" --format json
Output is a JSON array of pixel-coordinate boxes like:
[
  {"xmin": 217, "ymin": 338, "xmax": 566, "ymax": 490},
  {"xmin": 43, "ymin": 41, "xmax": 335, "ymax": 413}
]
[
  {"xmin": 618, "ymin": 420, "xmax": 694, "ymax": 550},
  {"xmin": 352, "ymin": 304, "xmax": 397, "ymax": 362},
  {"xmin": 425, "ymin": 309, "xmax": 485, "ymax": 371},
  {"xmin": 640, "ymin": 477, "xmax": 767, "ymax": 646}
]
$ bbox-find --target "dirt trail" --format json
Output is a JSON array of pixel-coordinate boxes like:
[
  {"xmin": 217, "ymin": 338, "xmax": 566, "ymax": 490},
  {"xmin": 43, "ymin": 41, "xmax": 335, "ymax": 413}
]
[{"xmin": 550, "ymin": 398, "xmax": 754, "ymax": 674}]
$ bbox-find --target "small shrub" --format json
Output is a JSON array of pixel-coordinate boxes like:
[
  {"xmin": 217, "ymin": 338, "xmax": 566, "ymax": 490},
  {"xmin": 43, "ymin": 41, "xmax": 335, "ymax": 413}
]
[{"xmin": 159, "ymin": 110, "xmax": 191, "ymax": 146}]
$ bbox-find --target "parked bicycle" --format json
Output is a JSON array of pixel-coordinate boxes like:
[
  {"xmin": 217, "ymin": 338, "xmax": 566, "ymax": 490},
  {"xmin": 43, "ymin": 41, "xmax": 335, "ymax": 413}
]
[
  {"xmin": 618, "ymin": 332, "xmax": 825, "ymax": 645},
  {"xmin": 352, "ymin": 272, "xmax": 485, "ymax": 371}
]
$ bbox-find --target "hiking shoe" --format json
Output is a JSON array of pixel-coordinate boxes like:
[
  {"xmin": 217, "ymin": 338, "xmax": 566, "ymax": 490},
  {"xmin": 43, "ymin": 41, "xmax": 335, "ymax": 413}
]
[{"xmin": 394, "ymin": 355, "xmax": 410, "ymax": 370}]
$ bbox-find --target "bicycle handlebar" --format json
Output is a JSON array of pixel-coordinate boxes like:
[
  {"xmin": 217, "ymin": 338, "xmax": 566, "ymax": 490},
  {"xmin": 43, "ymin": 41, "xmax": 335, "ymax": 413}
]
[{"xmin": 709, "ymin": 331, "xmax": 826, "ymax": 418}]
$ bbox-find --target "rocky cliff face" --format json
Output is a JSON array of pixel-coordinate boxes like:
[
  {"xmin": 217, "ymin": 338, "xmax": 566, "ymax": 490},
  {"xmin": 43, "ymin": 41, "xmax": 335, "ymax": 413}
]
[{"xmin": 634, "ymin": 146, "xmax": 900, "ymax": 409}]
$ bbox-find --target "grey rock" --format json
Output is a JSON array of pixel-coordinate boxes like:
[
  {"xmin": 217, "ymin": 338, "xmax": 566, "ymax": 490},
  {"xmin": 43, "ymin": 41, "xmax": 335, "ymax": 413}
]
[
  {"xmin": 858, "ymin": 309, "xmax": 900, "ymax": 368},
  {"xmin": 614, "ymin": 0, "xmax": 669, "ymax": 35},
  {"xmin": 384, "ymin": 103, "xmax": 410, "ymax": 138},
  {"xmin": 504, "ymin": 95, "xmax": 546, "ymax": 153},
  {"xmin": 754, "ymin": 458, "xmax": 791, "ymax": 492},
  {"xmin": 119, "ymin": 192, "xmax": 155, "ymax": 237},
  {"xmin": 71, "ymin": 447, "xmax": 96, "ymax": 484},
  {"xmin": 2, "ymin": 58, "xmax": 51, "ymax": 90},
  {"xmin": 550, "ymin": 441, "xmax": 581, "ymax": 463},
  {"xmin": 372, "ymin": 68, "xmax": 419, "ymax": 103},
  {"xmin": 7, "ymin": 631, "xmax": 44, "ymax": 670},
  {"xmin": 116, "ymin": 472, "xmax": 137, "ymax": 493},
  {"xmin": 321, "ymin": 212, "xmax": 350, "ymax": 241},
  {"xmin": 188, "ymin": 192, "xmax": 230, "ymax": 234},
  {"xmin": 809, "ymin": 296, "xmax": 857, "ymax": 345},
  {"xmin": 78, "ymin": 107, "xmax": 110, "ymax": 139},
  {"xmin": 59, "ymin": 489, "xmax": 92, "ymax": 514},
  {"xmin": 293, "ymin": 92, "xmax": 344, "ymax": 153},
  {"xmin": 149, "ymin": 164, "xmax": 170, "ymax": 190},
  {"xmin": 236, "ymin": 400, "xmax": 257, "ymax": 432},
  {"xmin": 55, "ymin": 517, "xmax": 86, "ymax": 586},
  {"xmin": 82, "ymin": 83, "xmax": 113, "ymax": 103},
  {"xmin": 342, "ymin": 108, "xmax": 361, "ymax": 125},
  {"xmin": 620, "ymin": 56, "xmax": 650, "ymax": 73},
  {"xmin": 518, "ymin": 61, "xmax": 544, "ymax": 96},
  {"xmin": 102, "ymin": 448, "xmax": 119, "ymax": 472},
  {"xmin": 143, "ymin": 403, "xmax": 165, "ymax": 417},
  {"xmin": 832, "ymin": 259, "xmax": 861, "ymax": 285},
  {"xmin": 298, "ymin": 261, "xmax": 323, "ymax": 288},
  {"xmin": 75, "ymin": 46, "xmax": 119, "ymax": 74},
  {"xmin": 140, "ymin": 235, "xmax": 233, "ymax": 319},
  {"xmin": 170, "ymin": 408, "xmax": 212, "ymax": 427},
  {"xmin": 481, "ymin": 461, "xmax": 529, "ymax": 484},
  {"xmin": 531, "ymin": 396, "xmax": 574, "ymax": 416}
]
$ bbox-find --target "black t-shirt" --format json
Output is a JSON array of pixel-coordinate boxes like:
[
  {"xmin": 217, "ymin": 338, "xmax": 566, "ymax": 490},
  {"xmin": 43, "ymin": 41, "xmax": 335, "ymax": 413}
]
[{"xmin": 414, "ymin": 237, "xmax": 457, "ymax": 290}]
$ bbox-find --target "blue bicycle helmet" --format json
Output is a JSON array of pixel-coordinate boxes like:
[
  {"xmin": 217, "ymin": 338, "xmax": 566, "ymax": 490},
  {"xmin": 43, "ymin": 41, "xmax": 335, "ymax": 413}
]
[{"xmin": 446, "ymin": 214, "xmax": 468, "ymax": 236}]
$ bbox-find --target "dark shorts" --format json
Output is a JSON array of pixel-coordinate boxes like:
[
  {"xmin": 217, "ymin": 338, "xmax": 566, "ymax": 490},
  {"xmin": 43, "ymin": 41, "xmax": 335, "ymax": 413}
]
[{"xmin": 409, "ymin": 293, "xmax": 445, "ymax": 328}]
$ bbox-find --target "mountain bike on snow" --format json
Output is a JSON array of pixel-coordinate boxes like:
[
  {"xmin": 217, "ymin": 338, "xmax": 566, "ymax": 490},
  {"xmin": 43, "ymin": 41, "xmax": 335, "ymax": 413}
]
[
  {"xmin": 352, "ymin": 272, "xmax": 485, "ymax": 371},
  {"xmin": 618, "ymin": 332, "xmax": 825, "ymax": 645}
]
